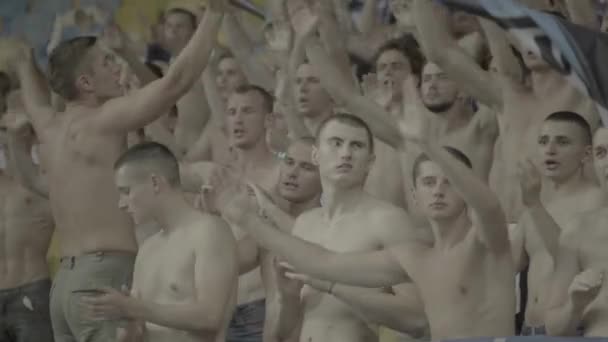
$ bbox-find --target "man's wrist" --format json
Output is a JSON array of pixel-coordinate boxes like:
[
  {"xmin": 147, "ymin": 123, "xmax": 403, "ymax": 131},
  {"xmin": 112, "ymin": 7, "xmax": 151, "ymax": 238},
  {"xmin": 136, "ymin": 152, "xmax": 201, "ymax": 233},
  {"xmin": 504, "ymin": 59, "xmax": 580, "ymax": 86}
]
[{"xmin": 125, "ymin": 296, "xmax": 145, "ymax": 320}]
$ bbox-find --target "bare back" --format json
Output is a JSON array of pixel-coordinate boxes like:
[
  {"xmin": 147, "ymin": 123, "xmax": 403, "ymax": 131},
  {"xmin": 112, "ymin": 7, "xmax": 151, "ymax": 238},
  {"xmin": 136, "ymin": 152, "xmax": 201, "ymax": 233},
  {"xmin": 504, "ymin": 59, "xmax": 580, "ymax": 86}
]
[
  {"xmin": 392, "ymin": 227, "xmax": 515, "ymax": 339},
  {"xmin": 42, "ymin": 108, "xmax": 136, "ymax": 256},
  {"xmin": 0, "ymin": 175, "xmax": 54, "ymax": 289}
]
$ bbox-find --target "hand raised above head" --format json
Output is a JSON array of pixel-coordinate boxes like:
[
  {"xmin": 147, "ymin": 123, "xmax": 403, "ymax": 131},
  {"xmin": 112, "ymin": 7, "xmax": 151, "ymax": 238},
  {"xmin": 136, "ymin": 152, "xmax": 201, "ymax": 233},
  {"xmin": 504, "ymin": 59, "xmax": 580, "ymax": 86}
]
[
  {"xmin": 287, "ymin": 0, "xmax": 319, "ymax": 39},
  {"xmin": 265, "ymin": 20, "xmax": 292, "ymax": 52}
]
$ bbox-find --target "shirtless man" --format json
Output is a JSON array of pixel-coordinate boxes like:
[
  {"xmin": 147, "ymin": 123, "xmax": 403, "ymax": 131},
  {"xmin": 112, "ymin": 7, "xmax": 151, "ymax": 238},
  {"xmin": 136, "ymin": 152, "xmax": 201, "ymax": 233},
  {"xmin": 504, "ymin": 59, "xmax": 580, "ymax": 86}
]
[
  {"xmin": 292, "ymin": 4, "xmax": 495, "ymax": 212},
  {"xmin": 222, "ymin": 113, "xmax": 430, "ymax": 342},
  {"xmin": 544, "ymin": 127, "xmax": 608, "ymax": 337},
  {"xmin": 401, "ymin": 62, "xmax": 498, "ymax": 225},
  {"xmin": 10, "ymin": 2, "xmax": 225, "ymax": 340},
  {"xmin": 219, "ymin": 137, "xmax": 323, "ymax": 342},
  {"xmin": 511, "ymin": 111, "xmax": 605, "ymax": 335},
  {"xmin": 220, "ymin": 84, "xmax": 280, "ymax": 342},
  {"xmin": 186, "ymin": 52, "xmax": 247, "ymax": 165},
  {"xmin": 82, "ymin": 142, "xmax": 238, "ymax": 342},
  {"xmin": 236, "ymin": 86, "xmax": 515, "ymax": 340},
  {"xmin": 0, "ymin": 109, "xmax": 54, "ymax": 342},
  {"xmin": 413, "ymin": 0, "xmax": 599, "ymax": 221}
]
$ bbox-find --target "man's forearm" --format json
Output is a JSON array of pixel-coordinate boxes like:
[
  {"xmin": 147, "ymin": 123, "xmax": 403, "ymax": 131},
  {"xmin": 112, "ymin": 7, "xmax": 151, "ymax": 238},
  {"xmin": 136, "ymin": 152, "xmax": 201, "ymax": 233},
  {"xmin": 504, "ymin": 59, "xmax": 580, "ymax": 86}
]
[
  {"xmin": 223, "ymin": 12, "xmax": 274, "ymax": 90},
  {"xmin": 129, "ymin": 299, "xmax": 221, "ymax": 333},
  {"xmin": 424, "ymin": 142, "xmax": 503, "ymax": 219},
  {"xmin": 16, "ymin": 53, "xmax": 53, "ymax": 127},
  {"xmin": 165, "ymin": 8, "xmax": 223, "ymax": 95},
  {"xmin": 237, "ymin": 213, "xmax": 335, "ymax": 279},
  {"xmin": 305, "ymin": 40, "xmax": 402, "ymax": 147}
]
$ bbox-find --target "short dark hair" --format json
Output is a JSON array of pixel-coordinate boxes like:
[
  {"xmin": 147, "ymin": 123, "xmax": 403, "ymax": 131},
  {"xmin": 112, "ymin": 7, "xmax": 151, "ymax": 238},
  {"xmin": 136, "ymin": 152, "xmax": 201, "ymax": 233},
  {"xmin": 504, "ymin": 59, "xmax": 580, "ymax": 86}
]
[
  {"xmin": 232, "ymin": 84, "xmax": 274, "ymax": 114},
  {"xmin": 373, "ymin": 35, "xmax": 425, "ymax": 77},
  {"xmin": 114, "ymin": 142, "xmax": 181, "ymax": 187},
  {"xmin": 412, "ymin": 146, "xmax": 472, "ymax": 185},
  {"xmin": 166, "ymin": 8, "xmax": 197, "ymax": 29},
  {"xmin": 315, "ymin": 113, "xmax": 375, "ymax": 152},
  {"xmin": 48, "ymin": 36, "xmax": 97, "ymax": 100},
  {"xmin": 544, "ymin": 111, "xmax": 592, "ymax": 145}
]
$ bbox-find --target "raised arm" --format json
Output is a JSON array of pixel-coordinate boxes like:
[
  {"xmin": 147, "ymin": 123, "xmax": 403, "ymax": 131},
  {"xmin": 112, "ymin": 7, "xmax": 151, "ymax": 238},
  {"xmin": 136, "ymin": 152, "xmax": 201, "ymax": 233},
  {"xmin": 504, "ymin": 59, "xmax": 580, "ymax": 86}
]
[
  {"xmin": 94, "ymin": 1, "xmax": 225, "ymax": 134},
  {"xmin": 316, "ymin": 0, "xmax": 354, "ymax": 84},
  {"xmin": 14, "ymin": 48, "xmax": 55, "ymax": 133},
  {"xmin": 222, "ymin": 10, "xmax": 275, "ymax": 90},
  {"xmin": 399, "ymin": 77, "xmax": 508, "ymax": 254},
  {"xmin": 236, "ymin": 210, "xmax": 407, "ymax": 287},
  {"xmin": 413, "ymin": 0, "xmax": 503, "ymax": 110},
  {"xmin": 305, "ymin": 39, "xmax": 403, "ymax": 147},
  {"xmin": 359, "ymin": 0, "xmax": 380, "ymax": 35},
  {"xmin": 479, "ymin": 19, "xmax": 523, "ymax": 84}
]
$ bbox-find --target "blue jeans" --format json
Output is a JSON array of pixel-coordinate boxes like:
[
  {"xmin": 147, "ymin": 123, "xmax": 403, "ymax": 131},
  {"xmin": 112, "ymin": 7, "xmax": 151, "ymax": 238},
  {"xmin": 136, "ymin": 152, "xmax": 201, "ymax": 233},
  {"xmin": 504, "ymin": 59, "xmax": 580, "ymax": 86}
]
[
  {"xmin": 227, "ymin": 298, "xmax": 266, "ymax": 342},
  {"xmin": 0, "ymin": 279, "xmax": 54, "ymax": 342}
]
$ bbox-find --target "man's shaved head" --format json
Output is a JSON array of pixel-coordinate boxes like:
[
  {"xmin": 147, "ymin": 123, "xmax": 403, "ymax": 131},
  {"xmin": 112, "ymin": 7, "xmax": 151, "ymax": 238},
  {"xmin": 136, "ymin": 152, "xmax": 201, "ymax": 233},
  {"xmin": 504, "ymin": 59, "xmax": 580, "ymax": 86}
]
[{"xmin": 114, "ymin": 142, "xmax": 181, "ymax": 187}]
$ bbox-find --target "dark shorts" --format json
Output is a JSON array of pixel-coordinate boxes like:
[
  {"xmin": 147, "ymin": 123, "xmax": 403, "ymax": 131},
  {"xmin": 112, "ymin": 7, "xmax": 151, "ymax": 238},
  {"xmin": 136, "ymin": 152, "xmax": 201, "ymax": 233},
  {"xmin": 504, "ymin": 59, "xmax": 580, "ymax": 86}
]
[
  {"xmin": 50, "ymin": 251, "xmax": 135, "ymax": 342},
  {"xmin": 226, "ymin": 298, "xmax": 266, "ymax": 342},
  {"xmin": 0, "ymin": 279, "xmax": 54, "ymax": 342}
]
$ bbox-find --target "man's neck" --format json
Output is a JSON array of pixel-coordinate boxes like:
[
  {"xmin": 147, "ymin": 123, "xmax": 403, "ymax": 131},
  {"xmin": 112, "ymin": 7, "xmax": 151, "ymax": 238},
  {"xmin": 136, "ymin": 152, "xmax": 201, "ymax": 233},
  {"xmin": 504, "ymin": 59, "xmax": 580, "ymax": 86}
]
[
  {"xmin": 430, "ymin": 209, "xmax": 471, "ymax": 250},
  {"xmin": 435, "ymin": 101, "xmax": 472, "ymax": 134},
  {"xmin": 530, "ymin": 68, "xmax": 565, "ymax": 97},
  {"xmin": 320, "ymin": 182, "xmax": 365, "ymax": 220},
  {"xmin": 543, "ymin": 169, "xmax": 589, "ymax": 201},
  {"xmin": 304, "ymin": 108, "xmax": 333, "ymax": 134},
  {"xmin": 154, "ymin": 191, "xmax": 196, "ymax": 233},
  {"xmin": 234, "ymin": 138, "xmax": 274, "ymax": 171}
]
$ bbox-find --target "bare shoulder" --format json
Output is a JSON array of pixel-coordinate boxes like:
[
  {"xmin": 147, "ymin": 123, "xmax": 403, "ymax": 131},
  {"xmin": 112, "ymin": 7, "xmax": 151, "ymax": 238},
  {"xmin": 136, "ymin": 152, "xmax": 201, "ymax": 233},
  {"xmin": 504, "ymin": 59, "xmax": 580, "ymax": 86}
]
[
  {"xmin": 185, "ymin": 213, "xmax": 237, "ymax": 249},
  {"xmin": 363, "ymin": 197, "xmax": 425, "ymax": 245},
  {"xmin": 137, "ymin": 231, "xmax": 165, "ymax": 257}
]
